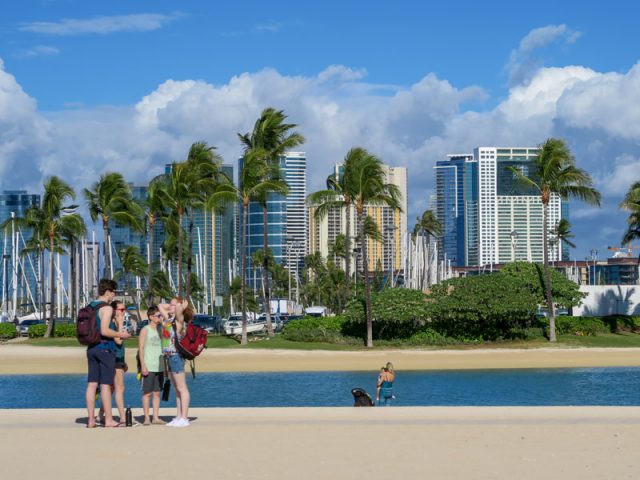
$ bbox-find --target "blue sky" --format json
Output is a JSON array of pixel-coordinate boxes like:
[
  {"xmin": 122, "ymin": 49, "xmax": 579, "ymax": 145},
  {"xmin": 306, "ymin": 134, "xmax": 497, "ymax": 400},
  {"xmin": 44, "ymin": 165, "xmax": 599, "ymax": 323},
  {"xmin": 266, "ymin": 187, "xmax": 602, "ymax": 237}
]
[{"xmin": 1, "ymin": 0, "xmax": 640, "ymax": 261}]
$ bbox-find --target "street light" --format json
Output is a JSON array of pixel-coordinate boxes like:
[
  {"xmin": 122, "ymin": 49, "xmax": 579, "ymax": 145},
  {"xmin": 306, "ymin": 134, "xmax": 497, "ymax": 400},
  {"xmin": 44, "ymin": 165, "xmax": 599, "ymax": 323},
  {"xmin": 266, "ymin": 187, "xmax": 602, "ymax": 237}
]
[{"xmin": 590, "ymin": 249, "xmax": 598, "ymax": 285}]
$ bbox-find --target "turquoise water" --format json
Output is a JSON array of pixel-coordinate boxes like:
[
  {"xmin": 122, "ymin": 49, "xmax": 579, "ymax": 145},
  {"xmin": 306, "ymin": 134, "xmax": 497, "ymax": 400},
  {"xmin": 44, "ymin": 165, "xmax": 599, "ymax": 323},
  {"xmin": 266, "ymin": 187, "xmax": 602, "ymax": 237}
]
[{"xmin": 1, "ymin": 368, "xmax": 639, "ymax": 408}]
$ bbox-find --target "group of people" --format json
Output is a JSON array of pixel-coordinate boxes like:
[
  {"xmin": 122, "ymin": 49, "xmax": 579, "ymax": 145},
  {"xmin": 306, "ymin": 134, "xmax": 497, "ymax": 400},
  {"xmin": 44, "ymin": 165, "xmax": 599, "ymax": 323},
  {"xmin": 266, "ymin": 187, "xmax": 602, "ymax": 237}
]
[{"xmin": 84, "ymin": 278, "xmax": 193, "ymax": 428}]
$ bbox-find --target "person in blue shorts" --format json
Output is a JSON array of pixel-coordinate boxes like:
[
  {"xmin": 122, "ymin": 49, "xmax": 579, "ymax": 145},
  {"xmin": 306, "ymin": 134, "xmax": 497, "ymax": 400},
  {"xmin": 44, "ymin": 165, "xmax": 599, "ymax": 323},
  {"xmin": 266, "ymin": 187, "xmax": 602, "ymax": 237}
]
[{"xmin": 85, "ymin": 279, "xmax": 130, "ymax": 428}]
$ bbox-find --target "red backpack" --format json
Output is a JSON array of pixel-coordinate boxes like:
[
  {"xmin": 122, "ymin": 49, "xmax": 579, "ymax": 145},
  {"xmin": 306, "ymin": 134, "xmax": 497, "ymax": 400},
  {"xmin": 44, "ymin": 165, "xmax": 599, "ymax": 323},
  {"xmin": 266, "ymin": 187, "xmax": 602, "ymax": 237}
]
[
  {"xmin": 76, "ymin": 302, "xmax": 108, "ymax": 346},
  {"xmin": 173, "ymin": 321, "xmax": 208, "ymax": 360}
]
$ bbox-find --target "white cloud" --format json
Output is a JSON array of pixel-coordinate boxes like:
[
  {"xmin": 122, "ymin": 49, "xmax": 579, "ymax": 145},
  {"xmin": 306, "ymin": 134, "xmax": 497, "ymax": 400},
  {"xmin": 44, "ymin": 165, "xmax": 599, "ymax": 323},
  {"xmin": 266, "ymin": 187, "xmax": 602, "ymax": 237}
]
[
  {"xmin": 1, "ymin": 58, "xmax": 640, "ymax": 256},
  {"xmin": 19, "ymin": 13, "xmax": 181, "ymax": 35},
  {"xmin": 13, "ymin": 45, "xmax": 60, "ymax": 58},
  {"xmin": 507, "ymin": 24, "xmax": 581, "ymax": 86}
]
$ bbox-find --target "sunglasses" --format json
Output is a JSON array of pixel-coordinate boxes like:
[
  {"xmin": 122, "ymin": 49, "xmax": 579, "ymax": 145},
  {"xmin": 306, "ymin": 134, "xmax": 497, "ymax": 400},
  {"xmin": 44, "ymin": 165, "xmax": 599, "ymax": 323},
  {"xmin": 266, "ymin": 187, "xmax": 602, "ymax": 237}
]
[{"xmin": 116, "ymin": 307, "xmax": 126, "ymax": 311}]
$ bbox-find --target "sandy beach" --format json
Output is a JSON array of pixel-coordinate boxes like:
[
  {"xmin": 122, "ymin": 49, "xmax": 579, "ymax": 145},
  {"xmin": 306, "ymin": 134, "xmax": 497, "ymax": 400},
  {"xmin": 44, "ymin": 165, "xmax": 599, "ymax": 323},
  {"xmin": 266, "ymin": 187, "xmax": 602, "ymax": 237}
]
[
  {"xmin": 1, "ymin": 407, "xmax": 639, "ymax": 479},
  {"xmin": 2, "ymin": 346, "xmax": 640, "ymax": 478},
  {"xmin": 1, "ymin": 344, "xmax": 640, "ymax": 374}
]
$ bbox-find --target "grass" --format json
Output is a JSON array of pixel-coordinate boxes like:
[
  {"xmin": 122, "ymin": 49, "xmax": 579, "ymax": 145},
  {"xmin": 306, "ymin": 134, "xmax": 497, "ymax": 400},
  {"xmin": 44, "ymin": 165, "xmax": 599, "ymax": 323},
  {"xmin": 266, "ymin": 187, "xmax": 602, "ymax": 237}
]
[{"xmin": 16, "ymin": 332, "xmax": 640, "ymax": 350}]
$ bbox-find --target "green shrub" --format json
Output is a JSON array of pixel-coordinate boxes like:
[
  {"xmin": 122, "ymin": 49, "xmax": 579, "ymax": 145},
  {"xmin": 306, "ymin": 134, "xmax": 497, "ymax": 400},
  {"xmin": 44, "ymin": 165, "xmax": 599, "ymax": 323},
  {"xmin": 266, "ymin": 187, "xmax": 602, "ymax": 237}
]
[
  {"xmin": 555, "ymin": 316, "xmax": 609, "ymax": 336},
  {"xmin": 282, "ymin": 315, "xmax": 356, "ymax": 343},
  {"xmin": 28, "ymin": 324, "xmax": 47, "ymax": 338},
  {"xmin": 405, "ymin": 328, "xmax": 456, "ymax": 346},
  {"xmin": 54, "ymin": 324, "xmax": 76, "ymax": 337},
  {"xmin": 0, "ymin": 322, "xmax": 17, "ymax": 340}
]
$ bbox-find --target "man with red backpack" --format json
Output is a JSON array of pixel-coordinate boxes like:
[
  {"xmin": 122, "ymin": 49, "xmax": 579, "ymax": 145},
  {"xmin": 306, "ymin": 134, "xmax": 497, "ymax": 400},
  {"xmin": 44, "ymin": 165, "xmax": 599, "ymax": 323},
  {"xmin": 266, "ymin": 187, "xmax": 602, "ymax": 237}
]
[{"xmin": 85, "ymin": 279, "xmax": 131, "ymax": 428}]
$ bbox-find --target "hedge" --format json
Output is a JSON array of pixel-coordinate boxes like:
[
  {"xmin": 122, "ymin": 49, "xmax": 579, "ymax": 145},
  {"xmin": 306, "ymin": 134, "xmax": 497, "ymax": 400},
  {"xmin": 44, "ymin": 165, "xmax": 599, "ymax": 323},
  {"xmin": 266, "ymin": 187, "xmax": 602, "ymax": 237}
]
[
  {"xmin": 281, "ymin": 315, "xmax": 359, "ymax": 344},
  {"xmin": 28, "ymin": 323, "xmax": 77, "ymax": 338},
  {"xmin": 0, "ymin": 323, "xmax": 17, "ymax": 340}
]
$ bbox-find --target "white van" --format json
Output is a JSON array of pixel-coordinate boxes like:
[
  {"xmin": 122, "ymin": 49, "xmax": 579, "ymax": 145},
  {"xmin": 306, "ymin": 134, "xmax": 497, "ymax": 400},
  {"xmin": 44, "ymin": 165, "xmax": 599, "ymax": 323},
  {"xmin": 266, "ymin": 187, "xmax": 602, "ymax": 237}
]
[{"xmin": 304, "ymin": 306, "xmax": 327, "ymax": 318}]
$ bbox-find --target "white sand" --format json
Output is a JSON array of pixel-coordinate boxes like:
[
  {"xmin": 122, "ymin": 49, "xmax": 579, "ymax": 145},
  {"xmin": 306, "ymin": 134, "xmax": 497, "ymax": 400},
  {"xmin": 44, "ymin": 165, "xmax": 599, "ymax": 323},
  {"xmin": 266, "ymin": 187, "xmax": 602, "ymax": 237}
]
[
  {"xmin": 1, "ymin": 407, "xmax": 638, "ymax": 479},
  {"xmin": 2, "ymin": 344, "xmax": 640, "ymax": 374}
]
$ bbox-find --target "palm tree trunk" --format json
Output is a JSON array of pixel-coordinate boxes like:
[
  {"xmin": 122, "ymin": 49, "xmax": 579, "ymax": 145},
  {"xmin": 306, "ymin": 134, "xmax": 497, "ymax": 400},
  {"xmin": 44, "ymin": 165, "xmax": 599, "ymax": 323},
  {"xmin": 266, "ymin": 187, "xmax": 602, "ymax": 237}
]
[
  {"xmin": 240, "ymin": 201, "xmax": 249, "ymax": 345},
  {"xmin": 45, "ymin": 237, "xmax": 56, "ymax": 338},
  {"xmin": 103, "ymin": 221, "xmax": 110, "ymax": 278},
  {"xmin": 359, "ymin": 210, "xmax": 374, "ymax": 348},
  {"xmin": 186, "ymin": 208, "xmax": 194, "ymax": 300},
  {"xmin": 262, "ymin": 207, "xmax": 273, "ymax": 336},
  {"xmin": 177, "ymin": 210, "xmax": 184, "ymax": 296},
  {"xmin": 542, "ymin": 202, "xmax": 557, "ymax": 342}
]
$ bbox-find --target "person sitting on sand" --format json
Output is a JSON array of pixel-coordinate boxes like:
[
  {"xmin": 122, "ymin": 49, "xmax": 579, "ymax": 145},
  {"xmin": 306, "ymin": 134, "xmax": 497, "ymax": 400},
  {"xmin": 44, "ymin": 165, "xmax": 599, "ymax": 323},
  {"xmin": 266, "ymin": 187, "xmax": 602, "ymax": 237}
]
[
  {"xmin": 376, "ymin": 362, "xmax": 395, "ymax": 406},
  {"xmin": 139, "ymin": 305, "xmax": 165, "ymax": 426}
]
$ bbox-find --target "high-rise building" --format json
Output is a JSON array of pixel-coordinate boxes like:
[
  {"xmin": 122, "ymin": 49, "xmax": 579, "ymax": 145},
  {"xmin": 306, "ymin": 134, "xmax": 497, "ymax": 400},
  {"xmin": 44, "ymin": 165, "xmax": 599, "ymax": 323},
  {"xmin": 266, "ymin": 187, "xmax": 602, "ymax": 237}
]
[
  {"xmin": 240, "ymin": 152, "xmax": 307, "ymax": 289},
  {"xmin": 309, "ymin": 164, "xmax": 407, "ymax": 276},
  {"xmin": 0, "ymin": 190, "xmax": 41, "ymax": 314},
  {"xmin": 435, "ymin": 147, "xmax": 567, "ymax": 267}
]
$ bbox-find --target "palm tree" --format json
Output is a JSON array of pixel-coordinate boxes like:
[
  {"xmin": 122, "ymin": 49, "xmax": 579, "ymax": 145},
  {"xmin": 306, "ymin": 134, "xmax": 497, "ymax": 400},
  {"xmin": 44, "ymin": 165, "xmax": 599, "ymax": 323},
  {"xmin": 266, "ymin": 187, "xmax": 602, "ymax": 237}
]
[
  {"xmin": 83, "ymin": 172, "xmax": 143, "ymax": 278},
  {"xmin": 207, "ymin": 154, "xmax": 281, "ymax": 345},
  {"xmin": 143, "ymin": 180, "xmax": 166, "ymax": 305},
  {"xmin": 413, "ymin": 209, "xmax": 442, "ymax": 289},
  {"xmin": 184, "ymin": 141, "xmax": 223, "ymax": 300},
  {"xmin": 553, "ymin": 218, "xmax": 576, "ymax": 249},
  {"xmin": 239, "ymin": 108, "xmax": 305, "ymax": 336},
  {"xmin": 118, "ymin": 245, "xmax": 147, "ymax": 320},
  {"xmin": 155, "ymin": 163, "xmax": 191, "ymax": 295},
  {"xmin": 42, "ymin": 176, "xmax": 86, "ymax": 337},
  {"xmin": 620, "ymin": 181, "xmax": 640, "ymax": 245},
  {"xmin": 350, "ymin": 150, "xmax": 402, "ymax": 348},
  {"xmin": 2, "ymin": 206, "xmax": 47, "ymax": 321},
  {"xmin": 508, "ymin": 138, "xmax": 600, "ymax": 342},
  {"xmin": 307, "ymin": 148, "xmax": 361, "ymax": 300}
]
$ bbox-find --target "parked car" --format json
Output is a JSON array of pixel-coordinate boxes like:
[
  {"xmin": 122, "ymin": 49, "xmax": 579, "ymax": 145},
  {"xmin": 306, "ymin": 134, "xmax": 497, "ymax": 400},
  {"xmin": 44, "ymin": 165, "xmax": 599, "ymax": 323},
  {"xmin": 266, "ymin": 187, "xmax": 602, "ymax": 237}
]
[
  {"xmin": 18, "ymin": 319, "xmax": 44, "ymax": 337},
  {"xmin": 193, "ymin": 314, "xmax": 224, "ymax": 334},
  {"xmin": 55, "ymin": 317, "xmax": 75, "ymax": 325}
]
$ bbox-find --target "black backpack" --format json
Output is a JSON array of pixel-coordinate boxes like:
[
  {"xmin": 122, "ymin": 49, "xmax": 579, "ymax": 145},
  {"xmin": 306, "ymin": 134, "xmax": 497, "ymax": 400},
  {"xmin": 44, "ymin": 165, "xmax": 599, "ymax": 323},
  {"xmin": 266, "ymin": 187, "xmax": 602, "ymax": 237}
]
[{"xmin": 76, "ymin": 302, "xmax": 107, "ymax": 346}]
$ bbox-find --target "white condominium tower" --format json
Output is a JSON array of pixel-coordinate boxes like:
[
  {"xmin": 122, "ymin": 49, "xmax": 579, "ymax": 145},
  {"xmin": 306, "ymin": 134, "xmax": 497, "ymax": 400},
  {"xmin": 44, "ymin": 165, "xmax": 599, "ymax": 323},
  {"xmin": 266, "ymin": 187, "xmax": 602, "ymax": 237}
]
[{"xmin": 435, "ymin": 147, "xmax": 567, "ymax": 267}]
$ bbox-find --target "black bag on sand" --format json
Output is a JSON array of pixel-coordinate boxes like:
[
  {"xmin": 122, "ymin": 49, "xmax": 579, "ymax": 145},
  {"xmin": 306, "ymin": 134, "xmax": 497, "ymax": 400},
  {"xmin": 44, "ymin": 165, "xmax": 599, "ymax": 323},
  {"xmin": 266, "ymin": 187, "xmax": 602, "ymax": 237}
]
[{"xmin": 351, "ymin": 388, "xmax": 375, "ymax": 407}]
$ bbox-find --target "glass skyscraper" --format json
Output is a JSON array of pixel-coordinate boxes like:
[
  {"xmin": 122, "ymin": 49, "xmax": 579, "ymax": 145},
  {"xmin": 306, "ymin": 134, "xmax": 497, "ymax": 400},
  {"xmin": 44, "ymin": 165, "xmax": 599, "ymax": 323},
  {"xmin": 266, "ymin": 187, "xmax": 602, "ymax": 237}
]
[
  {"xmin": 240, "ymin": 152, "xmax": 307, "ymax": 290},
  {"xmin": 435, "ymin": 147, "xmax": 568, "ymax": 267}
]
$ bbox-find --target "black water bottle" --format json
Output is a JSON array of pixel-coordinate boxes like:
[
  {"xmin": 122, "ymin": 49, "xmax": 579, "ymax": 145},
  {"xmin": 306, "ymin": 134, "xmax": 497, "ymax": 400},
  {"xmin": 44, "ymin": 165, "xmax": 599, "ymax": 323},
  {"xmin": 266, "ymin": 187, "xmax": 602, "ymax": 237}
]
[{"xmin": 125, "ymin": 406, "xmax": 133, "ymax": 427}]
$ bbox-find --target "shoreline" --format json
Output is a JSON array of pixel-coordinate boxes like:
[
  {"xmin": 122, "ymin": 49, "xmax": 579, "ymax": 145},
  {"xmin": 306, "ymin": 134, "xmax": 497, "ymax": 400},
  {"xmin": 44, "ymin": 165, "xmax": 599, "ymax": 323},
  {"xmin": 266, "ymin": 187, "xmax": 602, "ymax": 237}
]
[
  {"xmin": 2, "ymin": 344, "xmax": 640, "ymax": 374},
  {"xmin": 1, "ymin": 407, "xmax": 639, "ymax": 479}
]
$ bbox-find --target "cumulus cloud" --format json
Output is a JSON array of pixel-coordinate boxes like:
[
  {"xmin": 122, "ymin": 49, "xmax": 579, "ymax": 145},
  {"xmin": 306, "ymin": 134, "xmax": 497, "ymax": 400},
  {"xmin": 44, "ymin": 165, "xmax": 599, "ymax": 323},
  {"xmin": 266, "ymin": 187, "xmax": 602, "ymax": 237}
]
[
  {"xmin": 19, "ymin": 13, "xmax": 182, "ymax": 35},
  {"xmin": 507, "ymin": 24, "xmax": 581, "ymax": 86},
  {"xmin": 1, "ymin": 55, "xmax": 640, "ymax": 254}
]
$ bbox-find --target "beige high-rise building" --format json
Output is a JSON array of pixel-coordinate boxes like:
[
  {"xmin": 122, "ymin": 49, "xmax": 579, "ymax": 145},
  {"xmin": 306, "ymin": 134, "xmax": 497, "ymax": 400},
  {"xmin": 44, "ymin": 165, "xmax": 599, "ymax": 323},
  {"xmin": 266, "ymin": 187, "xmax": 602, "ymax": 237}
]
[{"xmin": 309, "ymin": 163, "xmax": 407, "ymax": 276}]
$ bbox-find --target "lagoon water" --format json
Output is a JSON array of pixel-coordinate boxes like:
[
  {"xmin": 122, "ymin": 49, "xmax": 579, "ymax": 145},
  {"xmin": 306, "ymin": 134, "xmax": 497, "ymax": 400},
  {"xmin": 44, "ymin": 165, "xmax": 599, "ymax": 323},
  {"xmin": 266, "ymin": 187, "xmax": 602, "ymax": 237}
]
[{"xmin": 1, "ymin": 367, "xmax": 639, "ymax": 408}]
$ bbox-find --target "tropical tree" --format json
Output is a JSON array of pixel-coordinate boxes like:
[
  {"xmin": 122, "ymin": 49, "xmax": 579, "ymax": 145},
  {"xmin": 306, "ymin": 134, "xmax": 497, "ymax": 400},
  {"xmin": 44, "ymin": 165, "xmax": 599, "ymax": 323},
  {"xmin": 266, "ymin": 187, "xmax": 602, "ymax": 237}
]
[
  {"xmin": 620, "ymin": 181, "xmax": 640, "ymax": 246},
  {"xmin": 155, "ymin": 163, "xmax": 191, "ymax": 296},
  {"xmin": 117, "ymin": 245, "xmax": 147, "ymax": 319},
  {"xmin": 350, "ymin": 150, "xmax": 402, "ymax": 347},
  {"xmin": 184, "ymin": 141, "xmax": 223, "ymax": 299},
  {"xmin": 2, "ymin": 206, "xmax": 47, "ymax": 321},
  {"xmin": 83, "ymin": 172, "xmax": 143, "ymax": 278},
  {"xmin": 239, "ymin": 108, "xmax": 305, "ymax": 336},
  {"xmin": 207, "ymin": 153, "xmax": 281, "ymax": 345},
  {"xmin": 143, "ymin": 180, "xmax": 167, "ymax": 305},
  {"xmin": 508, "ymin": 138, "xmax": 600, "ymax": 342},
  {"xmin": 42, "ymin": 177, "xmax": 86, "ymax": 337},
  {"xmin": 307, "ymin": 148, "xmax": 360, "ymax": 299},
  {"xmin": 413, "ymin": 209, "xmax": 442, "ymax": 289}
]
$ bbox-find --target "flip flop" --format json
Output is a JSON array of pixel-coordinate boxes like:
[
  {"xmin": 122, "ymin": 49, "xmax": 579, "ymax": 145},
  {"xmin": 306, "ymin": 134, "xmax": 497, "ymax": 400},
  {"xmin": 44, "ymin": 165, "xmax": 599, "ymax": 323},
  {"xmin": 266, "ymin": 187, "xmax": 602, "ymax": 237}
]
[
  {"xmin": 86, "ymin": 424, "xmax": 97, "ymax": 429},
  {"xmin": 105, "ymin": 422, "xmax": 125, "ymax": 428}
]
